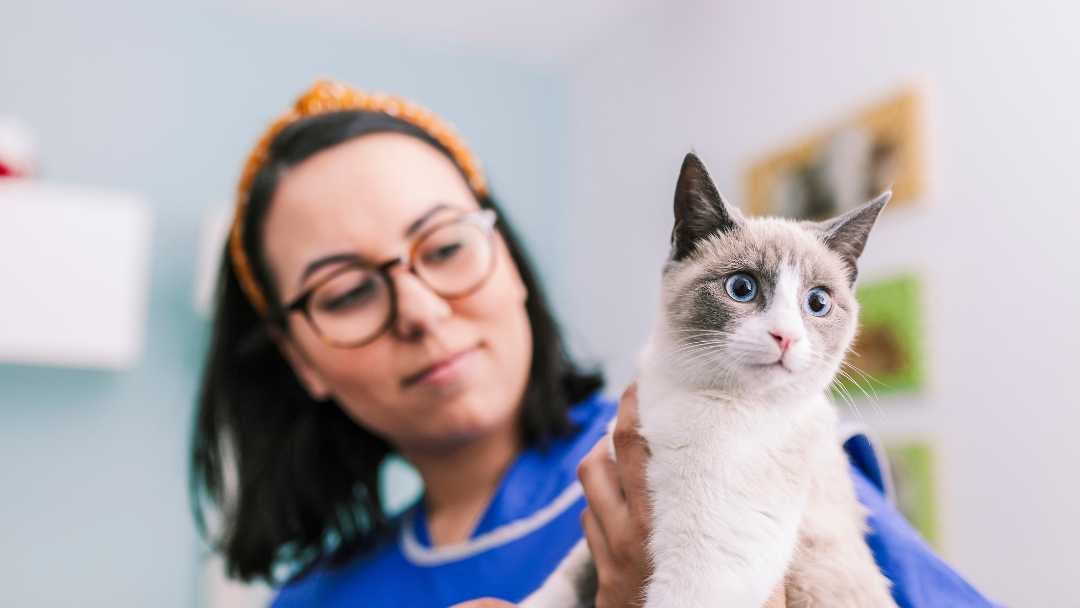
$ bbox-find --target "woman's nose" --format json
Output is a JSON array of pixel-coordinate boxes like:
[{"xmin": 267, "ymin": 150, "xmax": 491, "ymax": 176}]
[{"xmin": 390, "ymin": 271, "xmax": 453, "ymax": 341}]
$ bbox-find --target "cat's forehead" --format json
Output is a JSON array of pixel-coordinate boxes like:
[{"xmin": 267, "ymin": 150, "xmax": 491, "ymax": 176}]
[{"xmin": 682, "ymin": 217, "xmax": 847, "ymax": 284}]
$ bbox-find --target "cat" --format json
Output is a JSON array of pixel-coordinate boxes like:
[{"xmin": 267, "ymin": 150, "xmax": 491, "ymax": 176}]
[{"xmin": 522, "ymin": 152, "xmax": 897, "ymax": 608}]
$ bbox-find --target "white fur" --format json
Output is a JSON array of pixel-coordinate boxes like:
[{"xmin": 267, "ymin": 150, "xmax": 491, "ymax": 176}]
[
  {"xmin": 733, "ymin": 265, "xmax": 810, "ymax": 372},
  {"xmin": 525, "ymin": 264, "xmax": 895, "ymax": 608}
]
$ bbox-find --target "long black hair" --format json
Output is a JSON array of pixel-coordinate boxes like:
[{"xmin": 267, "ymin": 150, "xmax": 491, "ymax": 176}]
[{"xmin": 189, "ymin": 110, "xmax": 603, "ymax": 584}]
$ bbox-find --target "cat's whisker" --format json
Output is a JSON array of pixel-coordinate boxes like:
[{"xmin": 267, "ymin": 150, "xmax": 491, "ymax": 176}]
[
  {"xmin": 830, "ymin": 378, "xmax": 862, "ymax": 422},
  {"xmin": 833, "ymin": 368, "xmax": 884, "ymax": 418},
  {"xmin": 839, "ymin": 363, "xmax": 888, "ymax": 416},
  {"xmin": 670, "ymin": 341, "xmax": 769, "ymax": 356},
  {"xmin": 668, "ymin": 327, "xmax": 742, "ymax": 335},
  {"xmin": 669, "ymin": 342, "xmax": 726, "ymax": 360},
  {"xmin": 841, "ymin": 360, "xmax": 890, "ymax": 391},
  {"xmin": 839, "ymin": 362, "xmax": 880, "ymax": 398},
  {"xmin": 796, "ymin": 346, "xmax": 878, "ymax": 419},
  {"xmin": 838, "ymin": 345, "xmax": 893, "ymax": 394},
  {"xmin": 666, "ymin": 344, "xmax": 728, "ymax": 362},
  {"xmin": 833, "ymin": 366, "xmax": 871, "ymax": 399}
]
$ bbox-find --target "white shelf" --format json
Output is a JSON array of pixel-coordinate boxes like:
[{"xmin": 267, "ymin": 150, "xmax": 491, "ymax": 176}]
[{"xmin": 0, "ymin": 180, "xmax": 152, "ymax": 370}]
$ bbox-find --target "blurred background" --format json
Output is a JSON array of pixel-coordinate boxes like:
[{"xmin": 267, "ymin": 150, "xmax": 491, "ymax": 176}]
[{"xmin": 1, "ymin": 1, "xmax": 1077, "ymax": 606}]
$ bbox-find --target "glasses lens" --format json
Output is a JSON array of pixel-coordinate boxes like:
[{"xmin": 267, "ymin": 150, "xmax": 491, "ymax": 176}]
[
  {"xmin": 308, "ymin": 267, "xmax": 391, "ymax": 345},
  {"xmin": 413, "ymin": 220, "xmax": 494, "ymax": 296}
]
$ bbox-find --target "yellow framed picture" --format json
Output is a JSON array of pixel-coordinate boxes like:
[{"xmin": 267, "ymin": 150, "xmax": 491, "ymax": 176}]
[{"xmin": 744, "ymin": 87, "xmax": 926, "ymax": 220}]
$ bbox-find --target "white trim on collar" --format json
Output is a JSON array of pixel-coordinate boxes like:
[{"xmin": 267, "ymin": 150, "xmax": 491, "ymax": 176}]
[
  {"xmin": 399, "ymin": 480, "xmax": 584, "ymax": 567},
  {"xmin": 400, "ymin": 420, "xmax": 893, "ymax": 567}
]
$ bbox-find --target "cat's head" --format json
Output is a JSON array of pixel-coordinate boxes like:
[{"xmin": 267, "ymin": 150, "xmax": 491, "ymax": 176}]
[{"xmin": 659, "ymin": 152, "xmax": 888, "ymax": 401}]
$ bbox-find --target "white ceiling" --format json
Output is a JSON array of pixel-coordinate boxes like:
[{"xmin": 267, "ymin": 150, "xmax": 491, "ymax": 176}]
[{"xmin": 233, "ymin": 0, "xmax": 659, "ymax": 64}]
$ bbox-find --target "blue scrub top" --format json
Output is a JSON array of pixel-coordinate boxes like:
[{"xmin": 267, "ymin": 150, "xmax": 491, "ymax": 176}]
[{"xmin": 274, "ymin": 394, "xmax": 998, "ymax": 607}]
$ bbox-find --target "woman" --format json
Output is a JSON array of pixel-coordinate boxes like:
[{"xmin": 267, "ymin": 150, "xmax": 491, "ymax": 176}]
[{"xmin": 190, "ymin": 80, "xmax": 995, "ymax": 607}]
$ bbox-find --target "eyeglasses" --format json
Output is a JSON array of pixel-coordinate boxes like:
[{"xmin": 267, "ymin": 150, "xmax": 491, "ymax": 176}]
[{"xmin": 277, "ymin": 209, "xmax": 498, "ymax": 348}]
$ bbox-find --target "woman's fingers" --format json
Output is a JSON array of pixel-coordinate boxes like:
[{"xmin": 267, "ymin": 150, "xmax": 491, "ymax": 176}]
[
  {"xmin": 580, "ymin": 506, "xmax": 614, "ymax": 582},
  {"xmin": 613, "ymin": 383, "xmax": 651, "ymax": 526},
  {"xmin": 575, "ymin": 383, "xmax": 653, "ymax": 608},
  {"xmin": 577, "ymin": 439, "xmax": 628, "ymax": 543}
]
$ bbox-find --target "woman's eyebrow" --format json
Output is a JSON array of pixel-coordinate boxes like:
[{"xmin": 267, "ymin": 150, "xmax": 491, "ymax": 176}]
[
  {"xmin": 298, "ymin": 252, "xmax": 367, "ymax": 288},
  {"xmin": 405, "ymin": 203, "xmax": 453, "ymax": 237}
]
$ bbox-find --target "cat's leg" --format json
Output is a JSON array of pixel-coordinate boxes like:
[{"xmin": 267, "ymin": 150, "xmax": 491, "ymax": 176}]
[
  {"xmin": 785, "ymin": 446, "xmax": 896, "ymax": 608},
  {"xmin": 520, "ymin": 538, "xmax": 596, "ymax": 608}
]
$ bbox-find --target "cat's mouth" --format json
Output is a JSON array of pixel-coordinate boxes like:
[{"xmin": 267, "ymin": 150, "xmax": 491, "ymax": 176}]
[{"xmin": 754, "ymin": 360, "xmax": 794, "ymax": 373}]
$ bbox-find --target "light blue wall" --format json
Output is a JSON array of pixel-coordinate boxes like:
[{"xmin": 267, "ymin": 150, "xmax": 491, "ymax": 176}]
[{"xmin": 0, "ymin": 2, "xmax": 569, "ymax": 606}]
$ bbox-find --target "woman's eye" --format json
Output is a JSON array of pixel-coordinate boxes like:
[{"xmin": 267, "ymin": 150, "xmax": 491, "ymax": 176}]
[
  {"xmin": 421, "ymin": 241, "xmax": 464, "ymax": 264},
  {"xmin": 804, "ymin": 287, "xmax": 832, "ymax": 317},
  {"xmin": 322, "ymin": 280, "xmax": 377, "ymax": 312},
  {"xmin": 724, "ymin": 273, "xmax": 758, "ymax": 302}
]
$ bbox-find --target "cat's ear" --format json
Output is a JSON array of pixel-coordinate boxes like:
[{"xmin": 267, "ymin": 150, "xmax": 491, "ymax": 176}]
[
  {"xmin": 815, "ymin": 191, "xmax": 890, "ymax": 284},
  {"xmin": 671, "ymin": 152, "xmax": 744, "ymax": 261}
]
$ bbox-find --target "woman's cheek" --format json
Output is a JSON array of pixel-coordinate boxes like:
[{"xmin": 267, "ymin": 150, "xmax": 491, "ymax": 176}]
[
  {"xmin": 312, "ymin": 345, "xmax": 395, "ymax": 418},
  {"xmin": 328, "ymin": 349, "xmax": 414, "ymax": 438},
  {"xmin": 467, "ymin": 266, "xmax": 527, "ymax": 318},
  {"xmin": 477, "ymin": 276, "xmax": 533, "ymax": 397}
]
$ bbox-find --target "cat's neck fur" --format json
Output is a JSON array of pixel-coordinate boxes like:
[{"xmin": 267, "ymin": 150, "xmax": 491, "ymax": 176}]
[{"xmin": 636, "ymin": 325, "xmax": 834, "ymax": 450}]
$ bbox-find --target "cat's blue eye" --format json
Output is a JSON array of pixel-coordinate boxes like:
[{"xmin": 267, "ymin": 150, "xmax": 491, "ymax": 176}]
[
  {"xmin": 804, "ymin": 287, "xmax": 832, "ymax": 317},
  {"xmin": 724, "ymin": 273, "xmax": 758, "ymax": 303}
]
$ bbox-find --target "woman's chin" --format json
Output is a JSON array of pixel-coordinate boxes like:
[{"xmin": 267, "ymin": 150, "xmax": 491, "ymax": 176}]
[{"xmin": 420, "ymin": 395, "xmax": 517, "ymax": 446}]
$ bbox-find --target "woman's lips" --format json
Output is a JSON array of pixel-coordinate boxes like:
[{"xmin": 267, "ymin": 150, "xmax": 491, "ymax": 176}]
[{"xmin": 402, "ymin": 345, "xmax": 481, "ymax": 387}]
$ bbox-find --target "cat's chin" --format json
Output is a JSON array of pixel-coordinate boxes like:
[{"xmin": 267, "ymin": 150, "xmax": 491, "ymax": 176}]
[
  {"xmin": 667, "ymin": 358, "xmax": 830, "ymax": 398},
  {"xmin": 741, "ymin": 358, "xmax": 806, "ymax": 379},
  {"xmin": 727, "ymin": 362, "xmax": 834, "ymax": 399}
]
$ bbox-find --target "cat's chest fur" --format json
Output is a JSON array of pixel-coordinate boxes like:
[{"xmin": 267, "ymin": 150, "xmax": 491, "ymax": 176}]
[{"xmin": 634, "ymin": 354, "xmax": 840, "ymax": 606}]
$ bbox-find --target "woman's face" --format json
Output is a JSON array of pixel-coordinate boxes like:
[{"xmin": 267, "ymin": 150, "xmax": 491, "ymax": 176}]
[{"xmin": 261, "ymin": 133, "xmax": 532, "ymax": 453}]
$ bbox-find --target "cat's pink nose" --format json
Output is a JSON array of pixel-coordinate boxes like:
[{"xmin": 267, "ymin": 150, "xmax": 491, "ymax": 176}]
[{"xmin": 769, "ymin": 330, "xmax": 800, "ymax": 352}]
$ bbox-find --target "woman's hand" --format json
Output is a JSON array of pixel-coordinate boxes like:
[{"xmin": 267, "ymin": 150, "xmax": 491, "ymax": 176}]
[{"xmin": 577, "ymin": 384, "xmax": 653, "ymax": 607}]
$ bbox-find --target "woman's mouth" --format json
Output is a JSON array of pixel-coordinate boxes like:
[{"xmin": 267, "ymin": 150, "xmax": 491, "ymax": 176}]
[{"xmin": 402, "ymin": 345, "xmax": 482, "ymax": 388}]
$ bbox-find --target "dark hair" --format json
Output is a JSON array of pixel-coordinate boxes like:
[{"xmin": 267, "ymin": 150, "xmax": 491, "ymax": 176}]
[{"xmin": 189, "ymin": 111, "xmax": 603, "ymax": 584}]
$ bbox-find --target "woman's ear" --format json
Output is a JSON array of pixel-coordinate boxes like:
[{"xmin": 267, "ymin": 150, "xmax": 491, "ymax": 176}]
[{"xmin": 270, "ymin": 326, "xmax": 332, "ymax": 401}]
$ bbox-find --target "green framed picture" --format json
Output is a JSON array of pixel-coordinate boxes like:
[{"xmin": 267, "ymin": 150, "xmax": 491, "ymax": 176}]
[
  {"xmin": 886, "ymin": 440, "xmax": 940, "ymax": 548},
  {"xmin": 834, "ymin": 273, "xmax": 925, "ymax": 399}
]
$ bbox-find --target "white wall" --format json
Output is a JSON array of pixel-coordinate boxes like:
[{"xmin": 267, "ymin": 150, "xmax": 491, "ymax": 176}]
[{"xmin": 562, "ymin": 1, "xmax": 1079, "ymax": 605}]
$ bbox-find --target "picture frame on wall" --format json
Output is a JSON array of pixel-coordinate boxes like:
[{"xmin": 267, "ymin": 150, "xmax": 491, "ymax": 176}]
[
  {"xmin": 744, "ymin": 87, "xmax": 926, "ymax": 221},
  {"xmin": 833, "ymin": 273, "xmax": 926, "ymax": 400},
  {"xmin": 886, "ymin": 439, "xmax": 941, "ymax": 549}
]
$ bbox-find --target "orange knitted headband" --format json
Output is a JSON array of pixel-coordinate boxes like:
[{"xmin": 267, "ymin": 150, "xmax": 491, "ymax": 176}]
[{"xmin": 229, "ymin": 79, "xmax": 489, "ymax": 317}]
